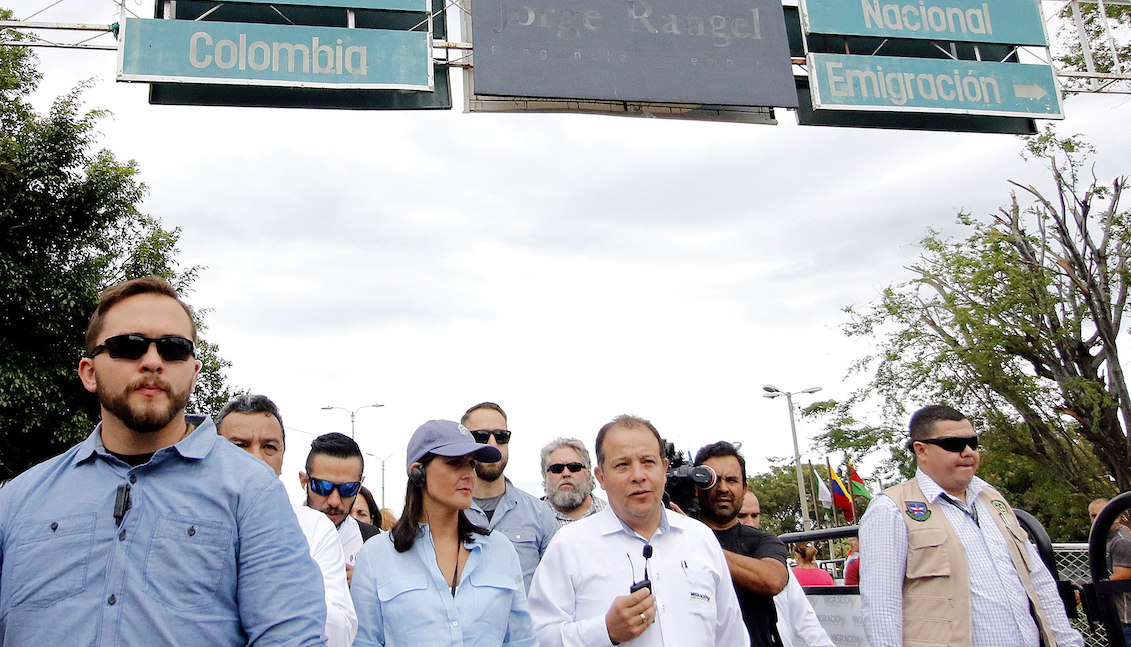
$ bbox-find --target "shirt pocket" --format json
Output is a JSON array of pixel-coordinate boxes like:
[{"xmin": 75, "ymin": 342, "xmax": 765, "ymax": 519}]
[
  {"xmin": 466, "ymin": 568, "xmax": 519, "ymax": 634},
  {"xmin": 684, "ymin": 569, "xmax": 719, "ymax": 623},
  {"xmin": 3, "ymin": 513, "xmax": 95, "ymax": 608},
  {"xmin": 376, "ymin": 574, "xmax": 434, "ymax": 643},
  {"xmin": 143, "ymin": 514, "xmax": 232, "ymax": 611},
  {"xmin": 499, "ymin": 527, "xmax": 538, "ymax": 568},
  {"xmin": 906, "ymin": 527, "xmax": 950, "ymax": 579}
]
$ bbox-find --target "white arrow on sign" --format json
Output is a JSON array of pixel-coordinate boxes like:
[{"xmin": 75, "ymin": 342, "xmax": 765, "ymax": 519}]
[{"xmin": 1013, "ymin": 83, "xmax": 1048, "ymax": 100}]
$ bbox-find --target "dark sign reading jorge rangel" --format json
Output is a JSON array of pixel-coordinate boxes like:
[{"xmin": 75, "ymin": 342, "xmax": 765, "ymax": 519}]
[{"xmin": 470, "ymin": 0, "xmax": 798, "ymax": 107}]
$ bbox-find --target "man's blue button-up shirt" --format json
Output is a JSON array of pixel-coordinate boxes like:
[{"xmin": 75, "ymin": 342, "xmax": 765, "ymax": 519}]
[
  {"xmin": 0, "ymin": 415, "xmax": 327, "ymax": 646},
  {"xmin": 466, "ymin": 479, "xmax": 558, "ymax": 591}
]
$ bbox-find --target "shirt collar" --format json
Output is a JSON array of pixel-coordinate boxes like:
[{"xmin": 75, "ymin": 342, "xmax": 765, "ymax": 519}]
[
  {"xmin": 915, "ymin": 468, "xmax": 988, "ymax": 504},
  {"xmin": 593, "ymin": 504, "xmax": 673, "ymax": 541},
  {"xmin": 418, "ymin": 522, "xmax": 489, "ymax": 550},
  {"xmin": 73, "ymin": 414, "xmax": 218, "ymax": 467}
]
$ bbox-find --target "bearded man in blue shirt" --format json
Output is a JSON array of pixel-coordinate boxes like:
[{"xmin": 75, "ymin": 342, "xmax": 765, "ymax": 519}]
[{"xmin": 0, "ymin": 276, "xmax": 326, "ymax": 646}]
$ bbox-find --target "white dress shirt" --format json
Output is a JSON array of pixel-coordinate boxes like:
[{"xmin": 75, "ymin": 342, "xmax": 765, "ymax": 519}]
[
  {"xmin": 336, "ymin": 514, "xmax": 365, "ymax": 566},
  {"xmin": 528, "ymin": 507, "xmax": 749, "ymax": 647},
  {"xmin": 859, "ymin": 470, "xmax": 1083, "ymax": 647},
  {"xmin": 774, "ymin": 570, "xmax": 835, "ymax": 647},
  {"xmin": 294, "ymin": 504, "xmax": 358, "ymax": 647}
]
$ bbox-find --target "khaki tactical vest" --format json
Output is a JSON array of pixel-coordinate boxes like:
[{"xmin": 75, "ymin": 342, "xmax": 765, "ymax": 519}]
[{"xmin": 884, "ymin": 478, "xmax": 1059, "ymax": 647}]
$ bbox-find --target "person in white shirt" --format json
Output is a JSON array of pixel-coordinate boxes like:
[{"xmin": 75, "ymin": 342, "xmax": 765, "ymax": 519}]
[
  {"xmin": 528, "ymin": 414, "xmax": 748, "ymax": 647},
  {"xmin": 216, "ymin": 394, "xmax": 357, "ymax": 647},
  {"xmin": 301, "ymin": 433, "xmax": 382, "ymax": 584},
  {"xmin": 738, "ymin": 490, "xmax": 834, "ymax": 647}
]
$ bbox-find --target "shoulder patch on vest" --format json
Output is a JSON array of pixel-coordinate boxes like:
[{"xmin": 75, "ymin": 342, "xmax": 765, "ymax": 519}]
[
  {"xmin": 906, "ymin": 501, "xmax": 931, "ymax": 521},
  {"xmin": 991, "ymin": 500, "xmax": 1008, "ymax": 515}
]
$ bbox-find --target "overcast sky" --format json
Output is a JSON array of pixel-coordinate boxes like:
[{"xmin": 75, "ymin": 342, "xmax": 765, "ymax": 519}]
[{"xmin": 9, "ymin": 0, "xmax": 1131, "ymax": 511}]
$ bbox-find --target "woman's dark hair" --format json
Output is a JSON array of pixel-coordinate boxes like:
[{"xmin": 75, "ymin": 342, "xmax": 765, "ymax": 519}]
[
  {"xmin": 356, "ymin": 485, "xmax": 378, "ymax": 523},
  {"xmin": 391, "ymin": 453, "xmax": 489, "ymax": 553}
]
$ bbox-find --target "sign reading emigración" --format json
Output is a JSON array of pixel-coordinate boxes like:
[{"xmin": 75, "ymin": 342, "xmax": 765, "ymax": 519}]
[
  {"xmin": 808, "ymin": 52, "xmax": 1062, "ymax": 117},
  {"xmin": 470, "ymin": 0, "xmax": 798, "ymax": 107},
  {"xmin": 118, "ymin": 18, "xmax": 432, "ymax": 90},
  {"xmin": 233, "ymin": 0, "xmax": 425, "ymax": 8},
  {"xmin": 802, "ymin": 0, "xmax": 1046, "ymax": 45}
]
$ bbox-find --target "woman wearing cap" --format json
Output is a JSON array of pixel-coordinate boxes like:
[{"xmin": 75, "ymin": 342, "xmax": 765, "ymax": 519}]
[{"xmin": 352, "ymin": 420, "xmax": 536, "ymax": 647}]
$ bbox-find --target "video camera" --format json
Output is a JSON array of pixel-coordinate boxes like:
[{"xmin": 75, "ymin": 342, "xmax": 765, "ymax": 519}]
[{"xmin": 662, "ymin": 442, "xmax": 717, "ymax": 517}]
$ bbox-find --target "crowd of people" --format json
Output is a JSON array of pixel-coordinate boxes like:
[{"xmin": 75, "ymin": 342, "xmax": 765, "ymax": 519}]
[{"xmin": 0, "ymin": 275, "xmax": 1117, "ymax": 647}]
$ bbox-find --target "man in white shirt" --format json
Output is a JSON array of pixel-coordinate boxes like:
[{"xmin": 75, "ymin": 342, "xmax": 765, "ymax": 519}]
[
  {"xmin": 528, "ymin": 414, "xmax": 748, "ymax": 647},
  {"xmin": 859, "ymin": 404, "xmax": 1083, "ymax": 647},
  {"xmin": 301, "ymin": 433, "xmax": 382, "ymax": 583},
  {"xmin": 737, "ymin": 489, "xmax": 833, "ymax": 647},
  {"xmin": 216, "ymin": 395, "xmax": 357, "ymax": 647}
]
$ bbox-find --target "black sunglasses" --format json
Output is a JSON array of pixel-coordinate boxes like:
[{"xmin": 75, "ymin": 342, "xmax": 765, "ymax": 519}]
[
  {"xmin": 87, "ymin": 334, "xmax": 195, "ymax": 362},
  {"xmin": 470, "ymin": 429, "xmax": 511, "ymax": 445},
  {"xmin": 307, "ymin": 477, "xmax": 362, "ymax": 498},
  {"xmin": 917, "ymin": 435, "xmax": 979, "ymax": 453},
  {"xmin": 546, "ymin": 462, "xmax": 585, "ymax": 474}
]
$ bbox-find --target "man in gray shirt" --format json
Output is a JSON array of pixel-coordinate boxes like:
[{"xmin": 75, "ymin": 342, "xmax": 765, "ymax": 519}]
[{"xmin": 461, "ymin": 402, "xmax": 558, "ymax": 590}]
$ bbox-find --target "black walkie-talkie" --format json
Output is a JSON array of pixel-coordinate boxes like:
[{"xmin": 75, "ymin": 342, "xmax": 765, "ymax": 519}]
[{"xmin": 629, "ymin": 544, "xmax": 653, "ymax": 593}]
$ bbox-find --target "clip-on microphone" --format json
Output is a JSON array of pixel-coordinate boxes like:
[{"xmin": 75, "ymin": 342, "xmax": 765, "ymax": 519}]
[{"xmin": 629, "ymin": 543, "xmax": 653, "ymax": 593}]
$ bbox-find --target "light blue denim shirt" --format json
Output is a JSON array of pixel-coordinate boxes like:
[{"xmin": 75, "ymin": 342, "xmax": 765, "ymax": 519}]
[
  {"xmin": 352, "ymin": 525, "xmax": 537, "ymax": 647},
  {"xmin": 466, "ymin": 479, "xmax": 559, "ymax": 591},
  {"xmin": 0, "ymin": 415, "xmax": 326, "ymax": 647}
]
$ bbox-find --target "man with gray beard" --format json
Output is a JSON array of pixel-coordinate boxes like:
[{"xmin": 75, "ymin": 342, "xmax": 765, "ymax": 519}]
[{"xmin": 539, "ymin": 437, "xmax": 606, "ymax": 525}]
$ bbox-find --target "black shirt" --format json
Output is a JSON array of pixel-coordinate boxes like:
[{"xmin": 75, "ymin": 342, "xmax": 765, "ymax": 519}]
[{"xmin": 712, "ymin": 523, "xmax": 790, "ymax": 647}]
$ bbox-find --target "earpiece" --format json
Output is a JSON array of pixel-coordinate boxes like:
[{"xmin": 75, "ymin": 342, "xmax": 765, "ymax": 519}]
[{"xmin": 409, "ymin": 465, "xmax": 426, "ymax": 488}]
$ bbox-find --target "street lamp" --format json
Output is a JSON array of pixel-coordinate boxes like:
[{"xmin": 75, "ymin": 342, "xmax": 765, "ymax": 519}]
[
  {"xmin": 365, "ymin": 453, "xmax": 394, "ymax": 510},
  {"xmin": 321, "ymin": 403, "xmax": 384, "ymax": 438},
  {"xmin": 763, "ymin": 384, "xmax": 823, "ymax": 530}
]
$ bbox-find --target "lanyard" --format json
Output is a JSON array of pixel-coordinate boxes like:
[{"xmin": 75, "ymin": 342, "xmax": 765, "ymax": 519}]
[{"xmin": 940, "ymin": 493, "xmax": 980, "ymax": 527}]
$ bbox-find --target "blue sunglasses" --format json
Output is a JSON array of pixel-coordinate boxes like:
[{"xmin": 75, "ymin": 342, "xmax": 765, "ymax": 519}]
[{"xmin": 307, "ymin": 477, "xmax": 362, "ymax": 498}]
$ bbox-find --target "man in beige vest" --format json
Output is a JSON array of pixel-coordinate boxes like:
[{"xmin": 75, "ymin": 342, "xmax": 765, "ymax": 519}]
[{"xmin": 859, "ymin": 404, "xmax": 1083, "ymax": 647}]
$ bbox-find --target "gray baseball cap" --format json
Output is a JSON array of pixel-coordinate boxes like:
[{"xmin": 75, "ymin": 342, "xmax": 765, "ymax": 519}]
[{"xmin": 406, "ymin": 420, "xmax": 502, "ymax": 473}]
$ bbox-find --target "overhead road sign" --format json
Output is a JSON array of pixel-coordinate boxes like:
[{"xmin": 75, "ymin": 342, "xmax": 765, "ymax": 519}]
[
  {"xmin": 149, "ymin": 64, "xmax": 452, "ymax": 109},
  {"xmin": 235, "ymin": 0, "xmax": 428, "ymax": 9},
  {"xmin": 794, "ymin": 80, "xmax": 1037, "ymax": 132},
  {"xmin": 469, "ymin": 0, "xmax": 798, "ymax": 107},
  {"xmin": 118, "ymin": 17, "xmax": 432, "ymax": 90},
  {"xmin": 808, "ymin": 52, "xmax": 1062, "ymax": 117},
  {"xmin": 801, "ymin": 0, "xmax": 1047, "ymax": 46}
]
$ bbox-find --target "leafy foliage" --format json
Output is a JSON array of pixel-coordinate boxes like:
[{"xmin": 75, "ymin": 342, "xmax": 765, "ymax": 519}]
[
  {"xmin": 1053, "ymin": 1, "xmax": 1131, "ymax": 93},
  {"xmin": 748, "ymin": 461, "xmax": 809, "ymax": 536},
  {"xmin": 821, "ymin": 128, "xmax": 1128, "ymax": 536},
  {"xmin": 0, "ymin": 30, "xmax": 239, "ymax": 479}
]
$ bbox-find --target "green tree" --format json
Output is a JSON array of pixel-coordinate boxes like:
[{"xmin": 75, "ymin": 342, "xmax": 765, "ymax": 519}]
[
  {"xmin": 1053, "ymin": 2, "xmax": 1131, "ymax": 93},
  {"xmin": 0, "ymin": 18, "xmax": 239, "ymax": 479},
  {"xmin": 748, "ymin": 461, "xmax": 808, "ymax": 535},
  {"xmin": 829, "ymin": 129, "xmax": 1127, "ymax": 535}
]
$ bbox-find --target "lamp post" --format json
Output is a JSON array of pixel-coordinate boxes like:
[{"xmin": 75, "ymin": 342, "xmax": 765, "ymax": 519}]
[
  {"xmin": 321, "ymin": 403, "xmax": 384, "ymax": 438},
  {"xmin": 763, "ymin": 385, "xmax": 822, "ymax": 530},
  {"xmin": 365, "ymin": 452, "xmax": 394, "ymax": 509}
]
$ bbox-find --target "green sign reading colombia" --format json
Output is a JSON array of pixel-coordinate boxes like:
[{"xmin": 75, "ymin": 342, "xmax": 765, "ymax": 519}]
[
  {"xmin": 117, "ymin": 18, "xmax": 432, "ymax": 90},
  {"xmin": 802, "ymin": 0, "xmax": 1047, "ymax": 45}
]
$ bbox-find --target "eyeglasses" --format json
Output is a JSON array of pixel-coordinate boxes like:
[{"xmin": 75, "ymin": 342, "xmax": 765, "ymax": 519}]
[
  {"xmin": 917, "ymin": 435, "xmax": 979, "ymax": 453},
  {"xmin": 470, "ymin": 429, "xmax": 511, "ymax": 445},
  {"xmin": 307, "ymin": 477, "xmax": 362, "ymax": 498},
  {"xmin": 546, "ymin": 462, "xmax": 586, "ymax": 474},
  {"xmin": 87, "ymin": 334, "xmax": 195, "ymax": 362}
]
